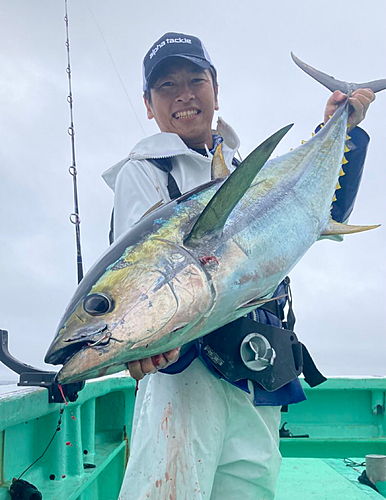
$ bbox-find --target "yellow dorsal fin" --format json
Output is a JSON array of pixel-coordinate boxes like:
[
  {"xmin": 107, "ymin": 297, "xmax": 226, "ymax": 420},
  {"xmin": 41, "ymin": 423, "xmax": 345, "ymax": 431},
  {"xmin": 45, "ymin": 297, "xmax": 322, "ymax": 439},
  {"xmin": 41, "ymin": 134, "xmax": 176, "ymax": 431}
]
[
  {"xmin": 139, "ymin": 200, "xmax": 164, "ymax": 220},
  {"xmin": 211, "ymin": 143, "xmax": 230, "ymax": 180},
  {"xmin": 321, "ymin": 219, "xmax": 380, "ymax": 236},
  {"xmin": 237, "ymin": 294, "xmax": 288, "ymax": 310}
]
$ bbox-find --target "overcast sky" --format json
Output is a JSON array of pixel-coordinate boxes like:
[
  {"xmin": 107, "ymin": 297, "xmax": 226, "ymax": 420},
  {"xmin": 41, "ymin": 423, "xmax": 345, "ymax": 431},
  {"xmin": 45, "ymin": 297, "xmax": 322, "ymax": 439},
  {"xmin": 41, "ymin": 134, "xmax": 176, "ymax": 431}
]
[{"xmin": 0, "ymin": 0, "xmax": 385, "ymax": 381}]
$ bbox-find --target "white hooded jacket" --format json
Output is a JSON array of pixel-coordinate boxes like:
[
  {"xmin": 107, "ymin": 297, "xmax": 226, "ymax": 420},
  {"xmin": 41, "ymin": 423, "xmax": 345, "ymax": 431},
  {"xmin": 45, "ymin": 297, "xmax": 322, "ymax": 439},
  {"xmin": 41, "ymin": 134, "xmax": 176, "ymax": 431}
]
[{"xmin": 102, "ymin": 117, "xmax": 240, "ymax": 240}]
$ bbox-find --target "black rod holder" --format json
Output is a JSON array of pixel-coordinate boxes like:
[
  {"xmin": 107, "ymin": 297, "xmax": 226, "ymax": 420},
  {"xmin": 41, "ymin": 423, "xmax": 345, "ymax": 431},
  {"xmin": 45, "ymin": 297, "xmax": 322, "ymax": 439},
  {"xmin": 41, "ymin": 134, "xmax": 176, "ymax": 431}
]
[{"xmin": 0, "ymin": 329, "xmax": 84, "ymax": 403}]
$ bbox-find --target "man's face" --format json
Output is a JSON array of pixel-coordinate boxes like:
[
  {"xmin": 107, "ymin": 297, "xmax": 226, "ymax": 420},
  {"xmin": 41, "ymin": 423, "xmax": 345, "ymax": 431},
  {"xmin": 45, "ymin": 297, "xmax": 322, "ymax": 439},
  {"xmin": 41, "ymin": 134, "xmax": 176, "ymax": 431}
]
[{"xmin": 144, "ymin": 59, "xmax": 219, "ymax": 149}]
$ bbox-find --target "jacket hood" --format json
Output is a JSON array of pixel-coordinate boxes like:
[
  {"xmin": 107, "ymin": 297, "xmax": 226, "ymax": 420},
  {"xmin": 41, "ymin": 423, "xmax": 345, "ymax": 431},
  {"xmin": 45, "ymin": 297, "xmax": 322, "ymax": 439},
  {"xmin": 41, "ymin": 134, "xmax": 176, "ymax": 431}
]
[{"xmin": 102, "ymin": 117, "xmax": 240, "ymax": 191}]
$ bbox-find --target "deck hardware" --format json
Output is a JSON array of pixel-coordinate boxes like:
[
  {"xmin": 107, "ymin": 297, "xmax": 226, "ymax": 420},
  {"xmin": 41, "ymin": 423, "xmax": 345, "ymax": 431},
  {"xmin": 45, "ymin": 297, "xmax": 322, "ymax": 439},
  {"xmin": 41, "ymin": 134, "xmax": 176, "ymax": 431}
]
[
  {"xmin": 371, "ymin": 390, "xmax": 385, "ymax": 415},
  {"xmin": 358, "ymin": 470, "xmax": 379, "ymax": 492},
  {"xmin": 279, "ymin": 422, "xmax": 309, "ymax": 438},
  {"xmin": 0, "ymin": 329, "xmax": 84, "ymax": 403},
  {"xmin": 10, "ymin": 478, "xmax": 42, "ymax": 500},
  {"xmin": 344, "ymin": 458, "xmax": 366, "ymax": 468},
  {"xmin": 365, "ymin": 455, "xmax": 386, "ymax": 495}
]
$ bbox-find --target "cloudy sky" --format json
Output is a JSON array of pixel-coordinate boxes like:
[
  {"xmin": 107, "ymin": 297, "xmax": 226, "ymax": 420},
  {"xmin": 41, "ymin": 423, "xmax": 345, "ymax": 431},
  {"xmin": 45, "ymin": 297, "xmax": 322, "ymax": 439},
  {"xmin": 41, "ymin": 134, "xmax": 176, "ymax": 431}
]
[{"xmin": 0, "ymin": 0, "xmax": 385, "ymax": 381}]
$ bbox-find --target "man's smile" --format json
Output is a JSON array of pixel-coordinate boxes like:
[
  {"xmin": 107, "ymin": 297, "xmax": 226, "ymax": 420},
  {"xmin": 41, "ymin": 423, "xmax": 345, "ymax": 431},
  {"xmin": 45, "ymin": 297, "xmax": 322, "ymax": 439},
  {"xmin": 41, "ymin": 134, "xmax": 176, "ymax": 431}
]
[{"xmin": 173, "ymin": 109, "xmax": 201, "ymax": 120}]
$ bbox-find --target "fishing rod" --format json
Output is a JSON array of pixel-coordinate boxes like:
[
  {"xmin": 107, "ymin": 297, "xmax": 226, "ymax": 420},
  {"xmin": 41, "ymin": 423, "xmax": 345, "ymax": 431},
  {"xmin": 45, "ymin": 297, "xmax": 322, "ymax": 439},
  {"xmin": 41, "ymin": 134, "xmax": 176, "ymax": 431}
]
[{"xmin": 65, "ymin": 0, "xmax": 84, "ymax": 285}]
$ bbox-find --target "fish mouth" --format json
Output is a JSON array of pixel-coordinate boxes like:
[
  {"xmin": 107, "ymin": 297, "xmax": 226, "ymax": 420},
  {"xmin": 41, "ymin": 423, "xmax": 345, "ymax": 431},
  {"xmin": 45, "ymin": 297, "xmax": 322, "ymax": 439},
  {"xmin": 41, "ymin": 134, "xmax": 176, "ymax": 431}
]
[{"xmin": 45, "ymin": 323, "xmax": 110, "ymax": 366}]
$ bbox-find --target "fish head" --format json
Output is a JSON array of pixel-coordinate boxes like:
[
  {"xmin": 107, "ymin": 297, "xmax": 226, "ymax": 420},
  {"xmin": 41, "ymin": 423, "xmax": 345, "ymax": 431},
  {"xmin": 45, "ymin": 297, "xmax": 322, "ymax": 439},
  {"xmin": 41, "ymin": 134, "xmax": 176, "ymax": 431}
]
[{"xmin": 45, "ymin": 238, "xmax": 214, "ymax": 383}]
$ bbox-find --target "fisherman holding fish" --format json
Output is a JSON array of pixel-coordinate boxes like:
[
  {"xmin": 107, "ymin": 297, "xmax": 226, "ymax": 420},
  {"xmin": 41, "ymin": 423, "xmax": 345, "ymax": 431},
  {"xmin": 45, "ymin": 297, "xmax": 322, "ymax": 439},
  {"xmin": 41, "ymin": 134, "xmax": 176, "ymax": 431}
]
[
  {"xmin": 46, "ymin": 32, "xmax": 377, "ymax": 499},
  {"xmin": 101, "ymin": 34, "xmax": 377, "ymax": 500}
]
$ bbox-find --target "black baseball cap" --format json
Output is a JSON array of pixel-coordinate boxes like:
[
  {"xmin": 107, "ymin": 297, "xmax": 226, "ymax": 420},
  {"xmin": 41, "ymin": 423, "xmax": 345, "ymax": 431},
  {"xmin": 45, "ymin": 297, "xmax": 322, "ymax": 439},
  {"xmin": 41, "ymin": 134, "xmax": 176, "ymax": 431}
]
[{"xmin": 142, "ymin": 32, "xmax": 217, "ymax": 92}]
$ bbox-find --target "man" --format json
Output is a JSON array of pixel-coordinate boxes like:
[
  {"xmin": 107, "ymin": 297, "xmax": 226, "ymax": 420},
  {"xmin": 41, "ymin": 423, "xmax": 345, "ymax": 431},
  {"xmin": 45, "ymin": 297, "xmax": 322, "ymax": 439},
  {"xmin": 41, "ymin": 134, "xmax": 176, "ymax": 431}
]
[{"xmin": 102, "ymin": 33, "xmax": 374, "ymax": 499}]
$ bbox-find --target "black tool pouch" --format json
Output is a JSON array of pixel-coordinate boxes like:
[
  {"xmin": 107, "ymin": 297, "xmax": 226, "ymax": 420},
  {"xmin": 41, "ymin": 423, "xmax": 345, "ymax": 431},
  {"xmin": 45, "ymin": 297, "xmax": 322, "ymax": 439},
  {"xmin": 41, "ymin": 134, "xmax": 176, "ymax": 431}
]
[{"xmin": 201, "ymin": 317, "xmax": 303, "ymax": 392}]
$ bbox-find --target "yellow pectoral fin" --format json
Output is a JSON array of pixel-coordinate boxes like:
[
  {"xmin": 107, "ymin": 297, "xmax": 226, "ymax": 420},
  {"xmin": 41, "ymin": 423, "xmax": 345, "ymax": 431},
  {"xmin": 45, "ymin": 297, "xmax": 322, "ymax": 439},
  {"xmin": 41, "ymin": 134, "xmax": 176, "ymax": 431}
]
[{"xmin": 321, "ymin": 219, "xmax": 381, "ymax": 236}]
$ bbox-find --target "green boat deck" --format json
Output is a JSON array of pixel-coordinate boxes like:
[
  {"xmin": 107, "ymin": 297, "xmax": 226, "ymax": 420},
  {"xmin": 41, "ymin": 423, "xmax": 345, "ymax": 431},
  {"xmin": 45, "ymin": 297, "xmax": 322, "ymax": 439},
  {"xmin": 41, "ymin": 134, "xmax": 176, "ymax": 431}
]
[
  {"xmin": 277, "ymin": 458, "xmax": 382, "ymax": 499},
  {"xmin": 0, "ymin": 376, "xmax": 385, "ymax": 499}
]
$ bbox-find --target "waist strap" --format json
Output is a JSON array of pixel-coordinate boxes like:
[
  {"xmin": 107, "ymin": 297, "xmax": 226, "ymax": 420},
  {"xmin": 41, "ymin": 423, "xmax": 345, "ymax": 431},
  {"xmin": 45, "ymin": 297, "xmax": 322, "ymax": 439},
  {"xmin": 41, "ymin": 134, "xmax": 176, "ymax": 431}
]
[{"xmin": 161, "ymin": 319, "xmax": 326, "ymax": 391}]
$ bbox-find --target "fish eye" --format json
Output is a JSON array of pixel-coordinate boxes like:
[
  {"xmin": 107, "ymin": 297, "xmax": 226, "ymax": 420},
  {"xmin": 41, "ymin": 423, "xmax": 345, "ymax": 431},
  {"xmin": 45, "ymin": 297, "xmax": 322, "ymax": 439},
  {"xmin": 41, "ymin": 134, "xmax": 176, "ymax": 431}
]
[{"xmin": 83, "ymin": 293, "xmax": 114, "ymax": 316}]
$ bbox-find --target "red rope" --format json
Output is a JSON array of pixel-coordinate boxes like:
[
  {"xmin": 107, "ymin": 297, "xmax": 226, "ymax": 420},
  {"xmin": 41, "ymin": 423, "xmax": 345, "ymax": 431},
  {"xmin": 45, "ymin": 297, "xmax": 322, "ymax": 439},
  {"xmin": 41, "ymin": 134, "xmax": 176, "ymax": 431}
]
[{"xmin": 57, "ymin": 384, "xmax": 68, "ymax": 405}]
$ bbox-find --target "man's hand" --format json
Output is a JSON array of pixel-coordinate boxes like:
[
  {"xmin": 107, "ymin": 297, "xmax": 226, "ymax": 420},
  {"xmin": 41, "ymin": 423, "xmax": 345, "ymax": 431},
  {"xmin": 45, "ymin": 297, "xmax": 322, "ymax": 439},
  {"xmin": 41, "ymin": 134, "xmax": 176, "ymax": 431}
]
[
  {"xmin": 324, "ymin": 89, "xmax": 375, "ymax": 130},
  {"xmin": 127, "ymin": 347, "xmax": 181, "ymax": 381}
]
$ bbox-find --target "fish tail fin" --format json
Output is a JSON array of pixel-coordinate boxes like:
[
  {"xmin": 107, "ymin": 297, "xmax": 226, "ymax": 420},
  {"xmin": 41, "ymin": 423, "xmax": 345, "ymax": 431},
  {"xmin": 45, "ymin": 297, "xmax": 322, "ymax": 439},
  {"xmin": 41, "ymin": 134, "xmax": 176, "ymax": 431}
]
[
  {"xmin": 291, "ymin": 53, "xmax": 386, "ymax": 95},
  {"xmin": 321, "ymin": 219, "xmax": 381, "ymax": 237}
]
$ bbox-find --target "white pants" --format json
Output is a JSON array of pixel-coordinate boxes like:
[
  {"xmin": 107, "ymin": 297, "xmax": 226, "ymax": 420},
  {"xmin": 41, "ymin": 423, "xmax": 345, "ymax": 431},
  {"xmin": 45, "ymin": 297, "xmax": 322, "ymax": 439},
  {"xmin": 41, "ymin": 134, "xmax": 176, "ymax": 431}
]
[{"xmin": 119, "ymin": 359, "xmax": 282, "ymax": 500}]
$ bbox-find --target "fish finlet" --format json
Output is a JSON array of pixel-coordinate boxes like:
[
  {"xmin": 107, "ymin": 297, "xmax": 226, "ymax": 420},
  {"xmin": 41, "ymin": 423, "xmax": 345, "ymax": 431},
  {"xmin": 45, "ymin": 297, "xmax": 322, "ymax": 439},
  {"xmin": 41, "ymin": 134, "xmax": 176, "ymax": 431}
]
[
  {"xmin": 301, "ymin": 140, "xmax": 307, "ymax": 144},
  {"xmin": 346, "ymin": 134, "xmax": 351, "ymax": 140},
  {"xmin": 342, "ymin": 156, "xmax": 348, "ymax": 165},
  {"xmin": 335, "ymin": 181, "xmax": 341, "ymax": 190},
  {"xmin": 339, "ymin": 168, "xmax": 345, "ymax": 177},
  {"xmin": 344, "ymin": 145, "xmax": 350, "ymax": 153}
]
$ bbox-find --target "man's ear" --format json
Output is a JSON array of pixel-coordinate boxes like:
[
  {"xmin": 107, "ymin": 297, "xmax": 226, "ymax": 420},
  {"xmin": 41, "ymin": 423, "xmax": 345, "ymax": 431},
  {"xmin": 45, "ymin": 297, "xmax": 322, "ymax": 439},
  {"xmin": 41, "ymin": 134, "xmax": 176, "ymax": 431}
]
[
  {"xmin": 214, "ymin": 84, "xmax": 219, "ymax": 111},
  {"xmin": 143, "ymin": 93, "xmax": 154, "ymax": 120}
]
